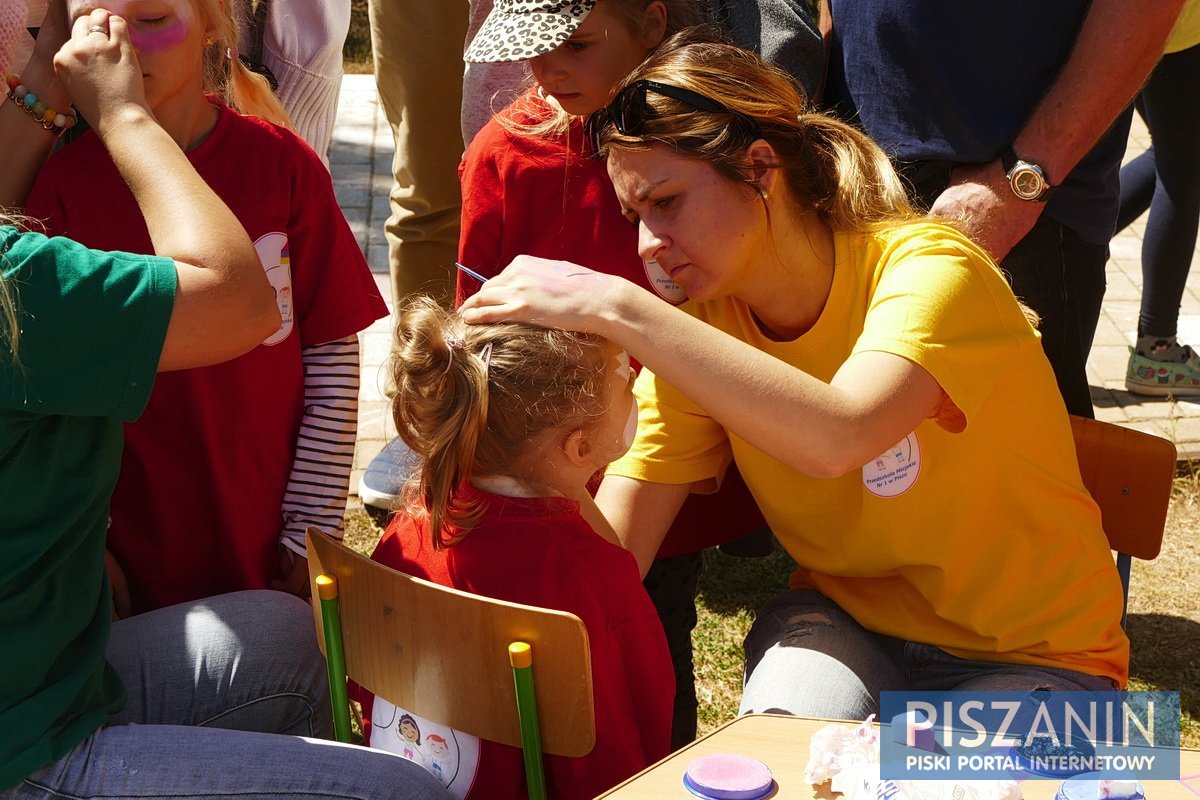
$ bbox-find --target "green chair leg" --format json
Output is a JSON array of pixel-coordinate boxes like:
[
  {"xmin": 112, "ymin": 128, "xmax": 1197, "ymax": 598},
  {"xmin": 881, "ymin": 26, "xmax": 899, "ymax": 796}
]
[
  {"xmin": 317, "ymin": 574, "xmax": 353, "ymax": 743},
  {"xmin": 509, "ymin": 642, "xmax": 547, "ymax": 800}
]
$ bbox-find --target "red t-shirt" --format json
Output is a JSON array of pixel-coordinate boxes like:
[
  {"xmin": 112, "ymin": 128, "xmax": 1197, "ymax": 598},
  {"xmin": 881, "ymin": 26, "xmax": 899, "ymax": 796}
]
[
  {"xmin": 457, "ymin": 93, "xmax": 766, "ymax": 556},
  {"xmin": 456, "ymin": 91, "xmax": 687, "ymax": 308},
  {"xmin": 25, "ymin": 104, "xmax": 388, "ymax": 610},
  {"xmin": 358, "ymin": 485, "xmax": 674, "ymax": 800}
]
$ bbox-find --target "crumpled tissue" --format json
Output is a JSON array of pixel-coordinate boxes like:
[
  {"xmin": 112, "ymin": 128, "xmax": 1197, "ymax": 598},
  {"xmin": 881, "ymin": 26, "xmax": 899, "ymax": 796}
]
[{"xmin": 803, "ymin": 717, "xmax": 1023, "ymax": 800}]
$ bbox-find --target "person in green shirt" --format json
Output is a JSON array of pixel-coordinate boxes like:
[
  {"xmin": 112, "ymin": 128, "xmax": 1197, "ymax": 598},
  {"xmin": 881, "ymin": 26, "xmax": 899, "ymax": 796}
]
[{"xmin": 1, "ymin": 3, "xmax": 446, "ymax": 798}]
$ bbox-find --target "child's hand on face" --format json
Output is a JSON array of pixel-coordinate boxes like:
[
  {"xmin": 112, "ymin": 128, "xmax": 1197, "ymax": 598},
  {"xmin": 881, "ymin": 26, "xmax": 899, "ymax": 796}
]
[{"xmin": 53, "ymin": 9, "xmax": 149, "ymax": 131}]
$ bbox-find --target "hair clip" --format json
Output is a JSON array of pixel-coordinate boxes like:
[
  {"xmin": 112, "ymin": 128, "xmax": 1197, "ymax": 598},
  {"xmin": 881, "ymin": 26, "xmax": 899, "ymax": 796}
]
[
  {"xmin": 479, "ymin": 341, "xmax": 494, "ymax": 373},
  {"xmin": 441, "ymin": 336, "xmax": 465, "ymax": 377}
]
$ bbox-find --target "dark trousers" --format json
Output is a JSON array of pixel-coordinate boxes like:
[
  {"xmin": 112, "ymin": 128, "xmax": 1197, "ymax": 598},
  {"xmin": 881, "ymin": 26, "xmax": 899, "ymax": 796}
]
[
  {"xmin": 1002, "ymin": 219, "xmax": 1108, "ymax": 418},
  {"xmin": 643, "ymin": 551, "xmax": 704, "ymax": 750},
  {"xmin": 901, "ymin": 162, "xmax": 1107, "ymax": 418},
  {"xmin": 1116, "ymin": 43, "xmax": 1200, "ymax": 339}
]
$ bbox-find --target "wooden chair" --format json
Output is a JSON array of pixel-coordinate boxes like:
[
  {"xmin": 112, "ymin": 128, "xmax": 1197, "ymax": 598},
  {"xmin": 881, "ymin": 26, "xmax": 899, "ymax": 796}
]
[
  {"xmin": 305, "ymin": 528, "xmax": 596, "ymax": 800},
  {"xmin": 1069, "ymin": 415, "xmax": 1176, "ymax": 628}
]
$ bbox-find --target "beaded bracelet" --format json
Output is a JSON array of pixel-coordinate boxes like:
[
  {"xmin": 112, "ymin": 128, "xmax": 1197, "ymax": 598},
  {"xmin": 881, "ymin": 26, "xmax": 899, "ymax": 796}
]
[{"xmin": 5, "ymin": 74, "xmax": 78, "ymax": 137}]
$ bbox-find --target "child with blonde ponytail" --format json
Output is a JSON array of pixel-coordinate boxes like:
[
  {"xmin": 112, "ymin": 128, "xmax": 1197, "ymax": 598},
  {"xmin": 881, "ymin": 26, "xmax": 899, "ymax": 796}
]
[
  {"xmin": 25, "ymin": 0, "xmax": 387, "ymax": 613},
  {"xmin": 457, "ymin": 3, "xmax": 767, "ymax": 748},
  {"xmin": 355, "ymin": 295, "xmax": 674, "ymax": 799}
]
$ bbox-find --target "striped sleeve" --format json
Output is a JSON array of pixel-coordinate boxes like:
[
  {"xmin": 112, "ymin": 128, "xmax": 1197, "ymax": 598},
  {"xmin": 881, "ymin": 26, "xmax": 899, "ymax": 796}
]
[{"xmin": 280, "ymin": 334, "xmax": 360, "ymax": 556}]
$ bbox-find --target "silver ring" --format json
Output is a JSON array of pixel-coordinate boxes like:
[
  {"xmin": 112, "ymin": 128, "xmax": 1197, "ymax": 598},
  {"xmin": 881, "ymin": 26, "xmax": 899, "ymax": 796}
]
[{"xmin": 87, "ymin": 25, "xmax": 109, "ymax": 35}]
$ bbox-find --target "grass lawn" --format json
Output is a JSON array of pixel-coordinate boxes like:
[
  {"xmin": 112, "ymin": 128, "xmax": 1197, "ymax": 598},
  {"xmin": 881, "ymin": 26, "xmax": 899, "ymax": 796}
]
[{"xmin": 345, "ymin": 469, "xmax": 1200, "ymax": 748}]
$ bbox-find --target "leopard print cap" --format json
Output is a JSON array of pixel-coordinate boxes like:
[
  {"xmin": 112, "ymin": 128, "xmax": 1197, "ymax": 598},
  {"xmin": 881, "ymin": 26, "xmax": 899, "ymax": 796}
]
[{"xmin": 465, "ymin": 0, "xmax": 599, "ymax": 64}]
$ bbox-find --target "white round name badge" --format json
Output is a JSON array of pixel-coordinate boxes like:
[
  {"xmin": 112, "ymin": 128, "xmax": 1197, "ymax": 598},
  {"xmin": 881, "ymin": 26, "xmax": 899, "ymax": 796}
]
[
  {"xmin": 862, "ymin": 432, "xmax": 921, "ymax": 498},
  {"xmin": 643, "ymin": 258, "xmax": 687, "ymax": 304}
]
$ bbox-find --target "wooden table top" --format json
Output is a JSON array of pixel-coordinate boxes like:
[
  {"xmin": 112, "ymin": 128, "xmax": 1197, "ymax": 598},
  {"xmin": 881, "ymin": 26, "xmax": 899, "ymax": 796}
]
[{"xmin": 597, "ymin": 714, "xmax": 1200, "ymax": 800}]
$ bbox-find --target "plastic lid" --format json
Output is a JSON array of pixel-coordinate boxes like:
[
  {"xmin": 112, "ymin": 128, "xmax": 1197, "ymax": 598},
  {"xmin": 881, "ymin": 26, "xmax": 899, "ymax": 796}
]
[
  {"xmin": 1055, "ymin": 773, "xmax": 1146, "ymax": 800},
  {"xmin": 683, "ymin": 754, "xmax": 775, "ymax": 800}
]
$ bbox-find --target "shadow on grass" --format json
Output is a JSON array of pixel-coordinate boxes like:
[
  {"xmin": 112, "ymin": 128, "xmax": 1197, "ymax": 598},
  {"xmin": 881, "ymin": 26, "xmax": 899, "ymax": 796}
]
[
  {"xmin": 1126, "ymin": 612, "xmax": 1200, "ymax": 722},
  {"xmin": 695, "ymin": 545, "xmax": 796, "ymax": 616}
]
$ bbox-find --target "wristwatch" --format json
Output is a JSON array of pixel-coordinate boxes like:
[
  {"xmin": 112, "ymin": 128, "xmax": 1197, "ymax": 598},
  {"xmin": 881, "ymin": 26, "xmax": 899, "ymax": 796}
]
[{"xmin": 1001, "ymin": 148, "xmax": 1057, "ymax": 202}]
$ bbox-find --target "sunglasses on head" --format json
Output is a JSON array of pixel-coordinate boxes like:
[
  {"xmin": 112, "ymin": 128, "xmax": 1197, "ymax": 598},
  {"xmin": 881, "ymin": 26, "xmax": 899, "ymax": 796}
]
[{"xmin": 585, "ymin": 79, "xmax": 763, "ymax": 156}]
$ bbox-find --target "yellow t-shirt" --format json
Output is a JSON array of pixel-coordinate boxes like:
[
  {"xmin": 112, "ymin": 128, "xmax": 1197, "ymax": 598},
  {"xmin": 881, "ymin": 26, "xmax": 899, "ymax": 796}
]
[
  {"xmin": 1167, "ymin": 0, "xmax": 1200, "ymax": 53},
  {"xmin": 608, "ymin": 222, "xmax": 1129, "ymax": 685}
]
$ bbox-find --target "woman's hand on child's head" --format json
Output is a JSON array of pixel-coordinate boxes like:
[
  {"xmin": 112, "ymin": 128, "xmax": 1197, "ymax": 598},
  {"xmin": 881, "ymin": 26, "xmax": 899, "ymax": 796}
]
[
  {"xmin": 53, "ymin": 8, "xmax": 148, "ymax": 132},
  {"xmin": 458, "ymin": 255, "xmax": 624, "ymax": 335}
]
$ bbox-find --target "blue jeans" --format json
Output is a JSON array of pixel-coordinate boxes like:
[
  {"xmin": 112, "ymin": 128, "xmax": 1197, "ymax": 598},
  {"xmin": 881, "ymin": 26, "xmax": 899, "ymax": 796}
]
[
  {"xmin": 3, "ymin": 591, "xmax": 448, "ymax": 800},
  {"xmin": 739, "ymin": 590, "xmax": 1116, "ymax": 720}
]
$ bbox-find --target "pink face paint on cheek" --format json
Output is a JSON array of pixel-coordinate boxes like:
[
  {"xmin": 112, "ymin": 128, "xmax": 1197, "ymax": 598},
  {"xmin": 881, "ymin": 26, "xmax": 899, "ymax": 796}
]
[{"xmin": 129, "ymin": 16, "xmax": 190, "ymax": 53}]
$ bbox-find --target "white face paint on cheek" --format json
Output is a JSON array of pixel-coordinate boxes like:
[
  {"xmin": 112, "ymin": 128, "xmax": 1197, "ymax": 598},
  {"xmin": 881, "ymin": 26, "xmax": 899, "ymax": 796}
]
[
  {"xmin": 614, "ymin": 350, "xmax": 633, "ymax": 381},
  {"xmin": 620, "ymin": 397, "xmax": 638, "ymax": 450}
]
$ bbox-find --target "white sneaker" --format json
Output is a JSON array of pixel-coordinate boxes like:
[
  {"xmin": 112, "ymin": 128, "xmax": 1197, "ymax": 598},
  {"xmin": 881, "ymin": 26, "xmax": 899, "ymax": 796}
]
[{"xmin": 358, "ymin": 437, "xmax": 418, "ymax": 510}]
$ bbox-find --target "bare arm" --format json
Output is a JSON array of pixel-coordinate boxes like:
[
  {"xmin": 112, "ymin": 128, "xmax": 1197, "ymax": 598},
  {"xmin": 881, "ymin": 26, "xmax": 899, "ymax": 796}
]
[
  {"xmin": 929, "ymin": 0, "xmax": 1185, "ymax": 260},
  {"xmin": 460, "ymin": 257, "xmax": 944, "ymax": 481},
  {"xmin": 1014, "ymin": 0, "xmax": 1183, "ymax": 185},
  {"xmin": 53, "ymin": 10, "xmax": 278, "ymax": 370},
  {"xmin": 596, "ymin": 475, "xmax": 691, "ymax": 578}
]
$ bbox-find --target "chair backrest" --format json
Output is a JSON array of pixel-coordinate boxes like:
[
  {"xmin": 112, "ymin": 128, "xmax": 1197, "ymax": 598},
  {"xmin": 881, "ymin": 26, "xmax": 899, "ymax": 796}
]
[
  {"xmin": 306, "ymin": 528, "xmax": 597, "ymax": 757},
  {"xmin": 1069, "ymin": 416, "xmax": 1175, "ymax": 625}
]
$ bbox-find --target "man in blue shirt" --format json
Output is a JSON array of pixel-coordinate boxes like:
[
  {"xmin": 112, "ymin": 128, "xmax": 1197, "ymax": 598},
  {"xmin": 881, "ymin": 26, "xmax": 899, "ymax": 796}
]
[{"xmin": 823, "ymin": 0, "xmax": 1184, "ymax": 417}]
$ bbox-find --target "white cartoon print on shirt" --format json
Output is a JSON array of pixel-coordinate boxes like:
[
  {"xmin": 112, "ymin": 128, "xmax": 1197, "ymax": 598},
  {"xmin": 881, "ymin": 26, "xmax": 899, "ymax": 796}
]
[
  {"xmin": 253, "ymin": 231, "xmax": 294, "ymax": 346},
  {"xmin": 862, "ymin": 431, "xmax": 921, "ymax": 497},
  {"xmin": 371, "ymin": 699, "xmax": 480, "ymax": 799}
]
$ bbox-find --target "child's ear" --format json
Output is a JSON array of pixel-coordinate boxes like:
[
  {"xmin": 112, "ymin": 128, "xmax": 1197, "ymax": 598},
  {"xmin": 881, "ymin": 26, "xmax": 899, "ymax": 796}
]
[
  {"xmin": 560, "ymin": 428, "xmax": 594, "ymax": 469},
  {"xmin": 639, "ymin": 0, "xmax": 668, "ymax": 50}
]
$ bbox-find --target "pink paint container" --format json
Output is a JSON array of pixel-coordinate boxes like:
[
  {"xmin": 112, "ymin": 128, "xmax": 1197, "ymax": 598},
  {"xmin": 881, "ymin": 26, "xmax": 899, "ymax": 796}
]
[{"xmin": 683, "ymin": 753, "xmax": 775, "ymax": 800}]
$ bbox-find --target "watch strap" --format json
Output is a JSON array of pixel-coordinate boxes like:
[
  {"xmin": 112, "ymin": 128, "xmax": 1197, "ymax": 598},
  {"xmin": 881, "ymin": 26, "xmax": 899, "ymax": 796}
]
[
  {"xmin": 1001, "ymin": 147, "xmax": 1019, "ymax": 174},
  {"xmin": 1001, "ymin": 148, "xmax": 1057, "ymax": 201}
]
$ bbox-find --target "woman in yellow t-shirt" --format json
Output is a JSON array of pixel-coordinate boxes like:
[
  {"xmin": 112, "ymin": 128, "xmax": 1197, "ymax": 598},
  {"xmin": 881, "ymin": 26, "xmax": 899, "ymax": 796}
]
[{"xmin": 461, "ymin": 34, "xmax": 1129, "ymax": 719}]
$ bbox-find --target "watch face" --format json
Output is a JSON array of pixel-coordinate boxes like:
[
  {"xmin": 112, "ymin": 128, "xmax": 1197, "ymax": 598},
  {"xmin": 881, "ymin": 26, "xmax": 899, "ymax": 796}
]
[{"xmin": 1010, "ymin": 165, "xmax": 1047, "ymax": 201}]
